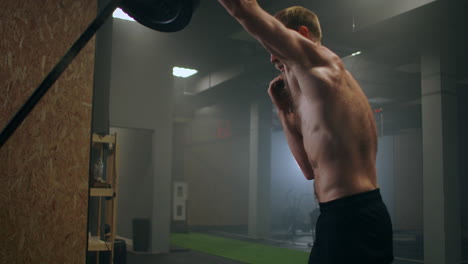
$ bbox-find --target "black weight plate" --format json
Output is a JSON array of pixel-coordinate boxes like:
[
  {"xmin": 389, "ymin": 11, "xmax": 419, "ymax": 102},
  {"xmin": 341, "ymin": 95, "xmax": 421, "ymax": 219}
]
[{"xmin": 120, "ymin": 0, "xmax": 198, "ymax": 32}]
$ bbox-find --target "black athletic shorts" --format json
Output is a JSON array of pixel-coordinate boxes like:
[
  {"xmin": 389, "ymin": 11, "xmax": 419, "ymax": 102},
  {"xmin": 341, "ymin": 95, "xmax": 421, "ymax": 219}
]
[{"xmin": 308, "ymin": 189, "xmax": 394, "ymax": 264}]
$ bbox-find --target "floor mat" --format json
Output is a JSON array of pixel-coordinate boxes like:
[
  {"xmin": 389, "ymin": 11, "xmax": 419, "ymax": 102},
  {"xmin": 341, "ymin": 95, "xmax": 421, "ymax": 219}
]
[{"xmin": 171, "ymin": 232, "xmax": 309, "ymax": 264}]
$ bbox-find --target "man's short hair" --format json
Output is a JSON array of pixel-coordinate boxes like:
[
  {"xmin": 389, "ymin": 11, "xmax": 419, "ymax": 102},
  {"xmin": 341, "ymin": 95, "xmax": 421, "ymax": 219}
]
[{"xmin": 274, "ymin": 6, "xmax": 322, "ymax": 42}]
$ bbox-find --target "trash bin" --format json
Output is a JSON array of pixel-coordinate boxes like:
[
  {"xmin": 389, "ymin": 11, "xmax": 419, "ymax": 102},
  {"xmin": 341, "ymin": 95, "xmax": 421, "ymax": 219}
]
[
  {"xmin": 96, "ymin": 238, "xmax": 127, "ymax": 264},
  {"xmin": 132, "ymin": 218, "xmax": 150, "ymax": 252},
  {"xmin": 114, "ymin": 239, "xmax": 127, "ymax": 264}
]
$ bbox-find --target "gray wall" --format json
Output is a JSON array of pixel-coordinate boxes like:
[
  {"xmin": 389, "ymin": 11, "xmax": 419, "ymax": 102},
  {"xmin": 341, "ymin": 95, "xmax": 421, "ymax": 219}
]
[
  {"xmin": 109, "ymin": 20, "xmax": 173, "ymax": 130},
  {"xmin": 270, "ymin": 130, "xmax": 317, "ymax": 230},
  {"xmin": 376, "ymin": 136, "xmax": 395, "ymax": 221},
  {"xmin": 183, "ymin": 104, "xmax": 250, "ymax": 226},
  {"xmin": 376, "ymin": 131, "xmax": 423, "ymax": 232},
  {"xmin": 109, "ymin": 19, "xmax": 174, "ymax": 253},
  {"xmin": 110, "ymin": 127, "xmax": 153, "ymax": 240},
  {"xmin": 393, "ymin": 131, "xmax": 423, "ymax": 231},
  {"xmin": 460, "ymin": 86, "xmax": 468, "ymax": 252},
  {"xmin": 91, "ymin": 0, "xmax": 113, "ymax": 134}
]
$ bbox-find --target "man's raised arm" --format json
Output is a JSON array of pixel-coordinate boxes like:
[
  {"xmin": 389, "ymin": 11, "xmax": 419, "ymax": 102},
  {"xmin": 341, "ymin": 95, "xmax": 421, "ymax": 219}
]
[{"xmin": 217, "ymin": 0, "xmax": 323, "ymax": 66}]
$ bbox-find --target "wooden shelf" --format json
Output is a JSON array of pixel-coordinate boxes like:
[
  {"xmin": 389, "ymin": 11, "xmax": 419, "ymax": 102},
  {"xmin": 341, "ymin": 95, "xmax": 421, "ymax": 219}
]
[
  {"xmin": 92, "ymin": 134, "xmax": 116, "ymax": 144},
  {"xmin": 90, "ymin": 188, "xmax": 114, "ymax": 197},
  {"xmin": 88, "ymin": 133, "xmax": 119, "ymax": 263},
  {"xmin": 88, "ymin": 239, "xmax": 112, "ymax": 251}
]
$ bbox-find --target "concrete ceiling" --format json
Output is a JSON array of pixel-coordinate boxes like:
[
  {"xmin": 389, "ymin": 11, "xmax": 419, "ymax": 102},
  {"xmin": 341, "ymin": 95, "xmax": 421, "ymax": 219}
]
[
  {"xmin": 168, "ymin": 0, "xmax": 433, "ymax": 99},
  {"xmin": 113, "ymin": 0, "xmax": 467, "ymax": 133}
]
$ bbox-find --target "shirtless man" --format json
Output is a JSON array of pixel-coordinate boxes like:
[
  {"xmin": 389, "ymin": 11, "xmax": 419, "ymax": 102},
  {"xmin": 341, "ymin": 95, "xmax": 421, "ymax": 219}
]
[{"xmin": 218, "ymin": 1, "xmax": 394, "ymax": 263}]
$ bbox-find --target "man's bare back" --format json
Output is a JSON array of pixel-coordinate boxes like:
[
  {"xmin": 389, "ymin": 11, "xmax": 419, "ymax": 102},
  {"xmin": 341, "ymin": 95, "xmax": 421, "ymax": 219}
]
[
  {"xmin": 218, "ymin": 0, "xmax": 378, "ymax": 203},
  {"xmin": 219, "ymin": 2, "xmax": 394, "ymax": 263},
  {"xmin": 269, "ymin": 28, "xmax": 378, "ymax": 204},
  {"xmin": 275, "ymin": 47, "xmax": 378, "ymax": 203}
]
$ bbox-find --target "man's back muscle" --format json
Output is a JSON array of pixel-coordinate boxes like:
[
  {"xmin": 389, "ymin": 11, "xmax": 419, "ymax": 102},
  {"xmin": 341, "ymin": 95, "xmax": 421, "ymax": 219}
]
[{"xmin": 288, "ymin": 61, "xmax": 378, "ymax": 202}]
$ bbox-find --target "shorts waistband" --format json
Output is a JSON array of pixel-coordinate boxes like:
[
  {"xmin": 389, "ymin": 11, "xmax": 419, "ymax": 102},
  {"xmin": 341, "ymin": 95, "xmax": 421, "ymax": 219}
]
[{"xmin": 319, "ymin": 189, "xmax": 382, "ymax": 213}]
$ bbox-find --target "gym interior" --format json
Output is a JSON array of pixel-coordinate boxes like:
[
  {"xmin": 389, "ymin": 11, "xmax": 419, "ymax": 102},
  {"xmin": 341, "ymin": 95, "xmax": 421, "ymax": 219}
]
[{"xmin": 1, "ymin": 0, "xmax": 467, "ymax": 264}]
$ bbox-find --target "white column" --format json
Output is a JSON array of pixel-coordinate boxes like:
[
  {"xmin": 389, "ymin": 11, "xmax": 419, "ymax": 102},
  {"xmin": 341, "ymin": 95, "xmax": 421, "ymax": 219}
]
[
  {"xmin": 421, "ymin": 37, "xmax": 461, "ymax": 263},
  {"xmin": 151, "ymin": 73, "xmax": 175, "ymax": 253},
  {"xmin": 248, "ymin": 99, "xmax": 272, "ymax": 239}
]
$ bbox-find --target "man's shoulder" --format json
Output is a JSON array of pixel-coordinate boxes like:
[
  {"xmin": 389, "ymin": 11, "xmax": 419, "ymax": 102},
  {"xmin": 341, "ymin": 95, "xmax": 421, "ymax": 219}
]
[
  {"xmin": 304, "ymin": 64, "xmax": 343, "ymax": 88},
  {"xmin": 294, "ymin": 46, "xmax": 343, "ymax": 73}
]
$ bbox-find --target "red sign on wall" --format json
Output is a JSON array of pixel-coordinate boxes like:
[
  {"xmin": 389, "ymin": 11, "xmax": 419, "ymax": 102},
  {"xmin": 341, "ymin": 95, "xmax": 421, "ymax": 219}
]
[{"xmin": 217, "ymin": 119, "xmax": 231, "ymax": 138}]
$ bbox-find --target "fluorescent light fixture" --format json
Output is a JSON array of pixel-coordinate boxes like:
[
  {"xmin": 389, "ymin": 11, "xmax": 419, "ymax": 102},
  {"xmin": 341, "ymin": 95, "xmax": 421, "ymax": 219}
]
[
  {"xmin": 351, "ymin": 51, "xmax": 362, "ymax": 57},
  {"xmin": 113, "ymin": 8, "xmax": 135, "ymax": 22},
  {"xmin": 173, "ymin": 67, "xmax": 198, "ymax": 78}
]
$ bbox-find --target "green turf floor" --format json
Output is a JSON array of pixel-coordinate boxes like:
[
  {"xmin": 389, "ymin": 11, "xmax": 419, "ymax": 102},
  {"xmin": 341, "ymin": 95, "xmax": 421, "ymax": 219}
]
[{"xmin": 171, "ymin": 232, "xmax": 309, "ymax": 264}]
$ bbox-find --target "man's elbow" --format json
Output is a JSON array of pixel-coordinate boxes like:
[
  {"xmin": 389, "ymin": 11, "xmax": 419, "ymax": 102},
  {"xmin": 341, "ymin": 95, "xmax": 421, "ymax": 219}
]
[{"xmin": 301, "ymin": 167, "xmax": 315, "ymax": 180}]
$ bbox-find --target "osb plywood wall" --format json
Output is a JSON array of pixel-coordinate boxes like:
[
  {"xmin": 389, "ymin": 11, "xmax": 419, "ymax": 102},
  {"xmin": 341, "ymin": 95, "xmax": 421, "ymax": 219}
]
[{"xmin": 0, "ymin": 0, "xmax": 96, "ymax": 263}]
